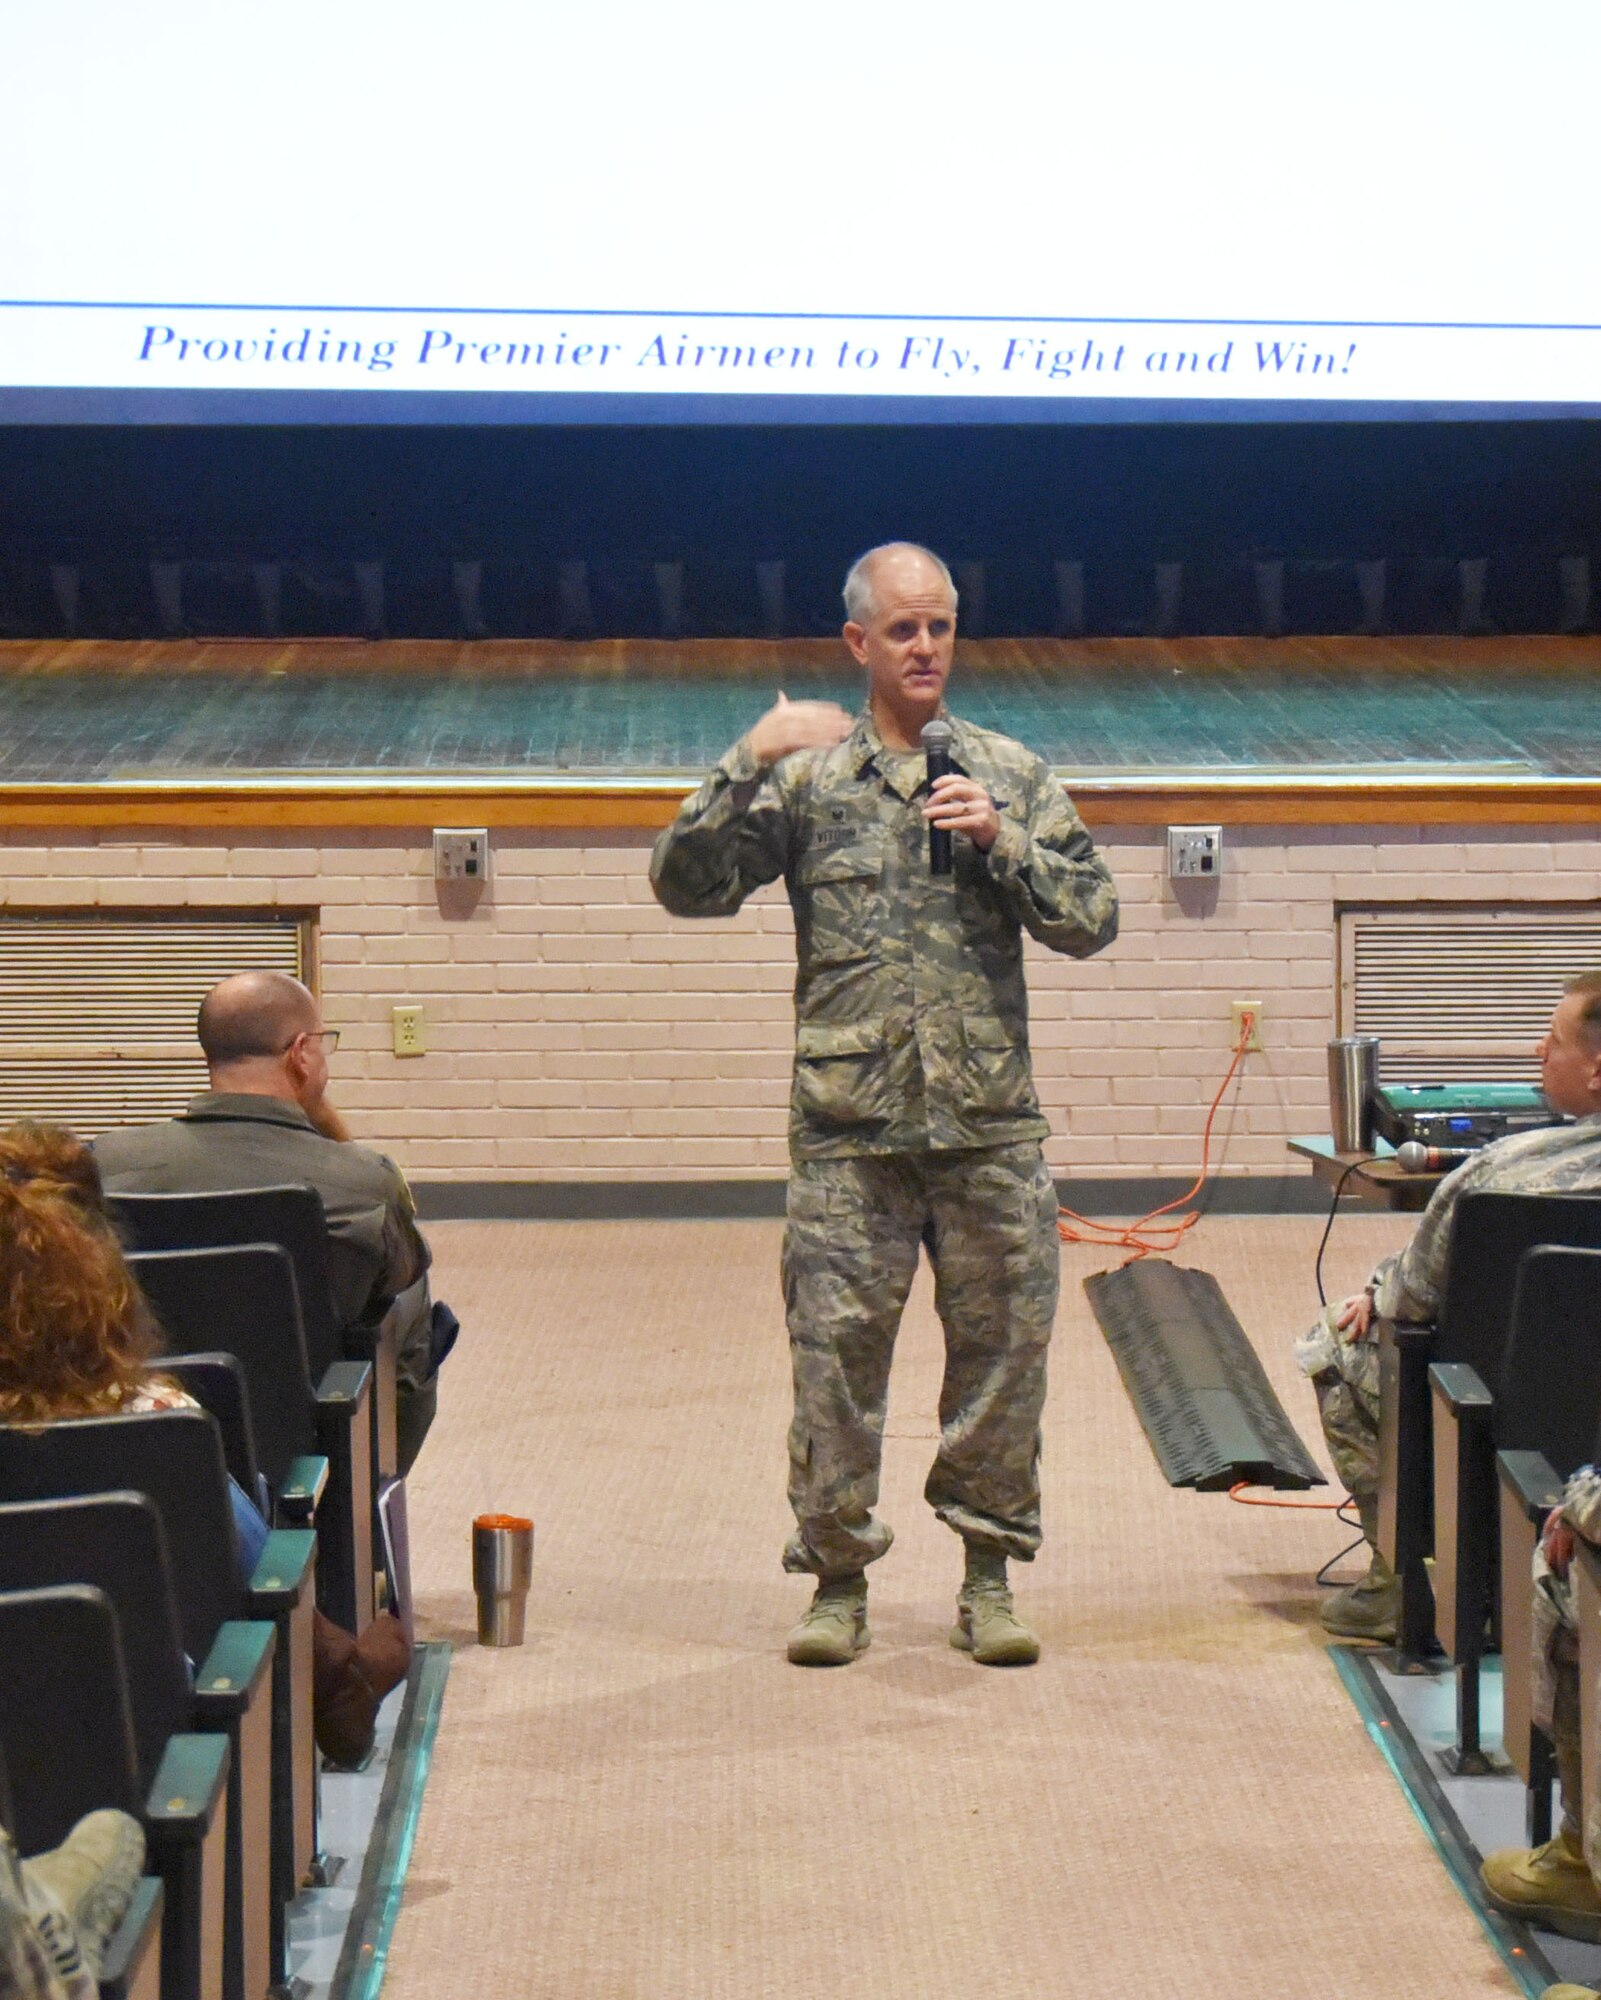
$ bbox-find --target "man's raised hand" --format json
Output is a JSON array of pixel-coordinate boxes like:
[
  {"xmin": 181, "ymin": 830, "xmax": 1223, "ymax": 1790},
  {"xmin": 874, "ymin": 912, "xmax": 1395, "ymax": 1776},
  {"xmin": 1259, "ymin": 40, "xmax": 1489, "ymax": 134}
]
[{"xmin": 747, "ymin": 691, "xmax": 853, "ymax": 769}]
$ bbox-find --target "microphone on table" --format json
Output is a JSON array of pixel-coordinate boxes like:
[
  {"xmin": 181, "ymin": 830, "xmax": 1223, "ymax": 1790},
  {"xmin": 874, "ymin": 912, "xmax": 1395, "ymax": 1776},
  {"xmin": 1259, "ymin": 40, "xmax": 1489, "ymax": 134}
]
[
  {"xmin": 1396, "ymin": 1140, "xmax": 1475, "ymax": 1173},
  {"xmin": 921, "ymin": 718, "xmax": 954, "ymax": 876}
]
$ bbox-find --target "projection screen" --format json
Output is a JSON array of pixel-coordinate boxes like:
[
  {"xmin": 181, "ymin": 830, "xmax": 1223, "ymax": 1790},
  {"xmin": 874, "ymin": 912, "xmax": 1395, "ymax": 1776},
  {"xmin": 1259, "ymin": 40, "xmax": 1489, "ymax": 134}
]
[{"xmin": 5, "ymin": 0, "xmax": 1599, "ymax": 423}]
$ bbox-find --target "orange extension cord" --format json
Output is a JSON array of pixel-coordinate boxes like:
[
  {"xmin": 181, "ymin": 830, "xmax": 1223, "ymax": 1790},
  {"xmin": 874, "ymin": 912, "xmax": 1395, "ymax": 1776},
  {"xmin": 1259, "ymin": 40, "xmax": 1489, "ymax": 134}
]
[
  {"xmin": 1054, "ymin": 1023, "xmax": 1353, "ymax": 1512},
  {"xmin": 1056, "ymin": 1023, "xmax": 1249, "ymax": 1261},
  {"xmin": 1228, "ymin": 1481, "xmax": 1348, "ymax": 1511}
]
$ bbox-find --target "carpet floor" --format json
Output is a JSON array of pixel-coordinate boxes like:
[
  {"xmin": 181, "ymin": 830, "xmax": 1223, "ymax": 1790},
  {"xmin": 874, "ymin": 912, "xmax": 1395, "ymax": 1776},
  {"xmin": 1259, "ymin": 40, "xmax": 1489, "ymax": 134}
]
[{"xmin": 387, "ymin": 1212, "xmax": 1521, "ymax": 1999}]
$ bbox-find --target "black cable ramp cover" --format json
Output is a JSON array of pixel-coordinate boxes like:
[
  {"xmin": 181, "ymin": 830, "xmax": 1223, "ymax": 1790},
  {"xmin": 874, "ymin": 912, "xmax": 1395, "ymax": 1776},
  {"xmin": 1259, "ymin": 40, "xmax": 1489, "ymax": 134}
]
[{"xmin": 1084, "ymin": 1260, "xmax": 1327, "ymax": 1491}]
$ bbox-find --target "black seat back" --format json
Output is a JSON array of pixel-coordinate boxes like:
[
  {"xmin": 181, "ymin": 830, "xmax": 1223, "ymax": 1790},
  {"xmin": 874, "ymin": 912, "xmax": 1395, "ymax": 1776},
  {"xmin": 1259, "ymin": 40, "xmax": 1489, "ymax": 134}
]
[
  {"xmin": 0, "ymin": 1493, "xmax": 191, "ymax": 1784},
  {"xmin": 130, "ymin": 1245, "xmax": 318, "ymax": 1494},
  {"xmin": 158, "ymin": 1350, "xmax": 262, "ymax": 1500},
  {"xmin": 0, "ymin": 1410, "xmax": 239, "ymax": 1663},
  {"xmin": 1436, "ymin": 1191, "xmax": 1601, "ymax": 1382},
  {"xmin": 108, "ymin": 1186, "xmax": 343, "ymax": 1376},
  {"xmin": 1495, "ymin": 1245, "xmax": 1601, "ymax": 1477},
  {"xmin": 0, "ymin": 1585, "xmax": 142, "ymax": 1854}
]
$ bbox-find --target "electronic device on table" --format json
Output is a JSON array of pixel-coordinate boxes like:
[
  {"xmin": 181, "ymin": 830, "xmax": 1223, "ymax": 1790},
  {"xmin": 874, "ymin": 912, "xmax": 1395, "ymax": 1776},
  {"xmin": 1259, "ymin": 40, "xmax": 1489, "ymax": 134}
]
[{"xmin": 1370, "ymin": 1082, "xmax": 1565, "ymax": 1152}]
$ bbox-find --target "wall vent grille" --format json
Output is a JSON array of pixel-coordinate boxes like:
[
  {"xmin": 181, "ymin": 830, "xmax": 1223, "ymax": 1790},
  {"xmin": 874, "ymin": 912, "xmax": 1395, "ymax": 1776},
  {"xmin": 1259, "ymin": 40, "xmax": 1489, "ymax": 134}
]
[
  {"xmin": 1339, "ymin": 904, "xmax": 1601, "ymax": 1083},
  {"xmin": 0, "ymin": 913, "xmax": 309, "ymax": 1136}
]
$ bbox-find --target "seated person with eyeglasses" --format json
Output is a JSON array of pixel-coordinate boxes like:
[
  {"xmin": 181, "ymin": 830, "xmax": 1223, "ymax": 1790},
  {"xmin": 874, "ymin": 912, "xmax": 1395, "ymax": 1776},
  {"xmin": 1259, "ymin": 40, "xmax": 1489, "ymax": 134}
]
[{"xmin": 96, "ymin": 970, "xmax": 453, "ymax": 1473}]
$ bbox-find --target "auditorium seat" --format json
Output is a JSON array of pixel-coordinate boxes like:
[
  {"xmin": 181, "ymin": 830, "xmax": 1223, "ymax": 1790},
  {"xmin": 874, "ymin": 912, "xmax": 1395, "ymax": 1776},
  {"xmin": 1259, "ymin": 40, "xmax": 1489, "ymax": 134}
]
[
  {"xmin": 0, "ymin": 1735, "xmax": 165, "ymax": 2000},
  {"xmin": 1429, "ymin": 1246, "xmax": 1601, "ymax": 1774},
  {"xmin": 108, "ymin": 1185, "xmax": 402, "ymax": 1494},
  {"xmin": 0, "ymin": 1409, "xmax": 318, "ymax": 1975},
  {"xmin": 0, "ymin": 1492, "xmax": 276, "ymax": 2000},
  {"xmin": 132, "ymin": 1244, "xmax": 372, "ymax": 1634},
  {"xmin": 0, "ymin": 1583, "xmax": 227, "ymax": 2000},
  {"xmin": 1376, "ymin": 1191, "xmax": 1601, "ymax": 1658},
  {"xmin": 1465, "ymin": 1249, "xmax": 1601, "ymax": 1838},
  {"xmin": 159, "ymin": 1351, "xmax": 266, "ymax": 1510}
]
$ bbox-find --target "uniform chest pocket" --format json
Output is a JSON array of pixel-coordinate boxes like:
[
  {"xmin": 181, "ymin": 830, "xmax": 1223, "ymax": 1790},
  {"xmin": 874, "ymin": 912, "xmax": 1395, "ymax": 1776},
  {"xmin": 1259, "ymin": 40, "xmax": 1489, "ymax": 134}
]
[{"xmin": 794, "ymin": 840, "xmax": 884, "ymax": 968}]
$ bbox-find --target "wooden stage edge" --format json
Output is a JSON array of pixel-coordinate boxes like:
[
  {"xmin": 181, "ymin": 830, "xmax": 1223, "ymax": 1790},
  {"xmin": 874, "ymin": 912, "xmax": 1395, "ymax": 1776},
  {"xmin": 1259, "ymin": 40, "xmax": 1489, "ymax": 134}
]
[{"xmin": 1, "ymin": 773, "xmax": 1600, "ymax": 832}]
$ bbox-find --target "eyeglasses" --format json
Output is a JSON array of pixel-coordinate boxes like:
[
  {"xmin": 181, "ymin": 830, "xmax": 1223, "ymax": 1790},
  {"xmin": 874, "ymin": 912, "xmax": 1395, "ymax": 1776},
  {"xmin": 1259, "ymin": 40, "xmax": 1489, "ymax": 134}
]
[{"xmin": 283, "ymin": 1027, "xmax": 340, "ymax": 1054}]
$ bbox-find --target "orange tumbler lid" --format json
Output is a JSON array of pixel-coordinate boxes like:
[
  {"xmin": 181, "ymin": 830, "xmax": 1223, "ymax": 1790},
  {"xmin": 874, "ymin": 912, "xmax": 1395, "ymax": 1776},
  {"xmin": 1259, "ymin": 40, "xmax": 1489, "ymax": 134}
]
[{"xmin": 473, "ymin": 1512, "xmax": 533, "ymax": 1532}]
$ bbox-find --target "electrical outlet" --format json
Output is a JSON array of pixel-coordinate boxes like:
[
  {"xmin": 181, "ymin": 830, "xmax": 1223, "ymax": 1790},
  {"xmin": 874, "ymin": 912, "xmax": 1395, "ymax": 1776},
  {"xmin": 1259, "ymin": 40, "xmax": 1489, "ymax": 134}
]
[
  {"xmin": 392, "ymin": 1004, "xmax": 426, "ymax": 1057},
  {"xmin": 434, "ymin": 827, "xmax": 490, "ymax": 883},
  {"xmin": 1230, "ymin": 999, "xmax": 1264, "ymax": 1053},
  {"xmin": 1167, "ymin": 824, "xmax": 1222, "ymax": 880}
]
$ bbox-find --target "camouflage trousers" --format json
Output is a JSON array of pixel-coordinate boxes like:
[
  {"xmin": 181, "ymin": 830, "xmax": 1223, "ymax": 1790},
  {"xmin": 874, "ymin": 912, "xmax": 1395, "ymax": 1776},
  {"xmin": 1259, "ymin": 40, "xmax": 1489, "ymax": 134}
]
[
  {"xmin": 1530, "ymin": 1550, "xmax": 1589, "ymax": 1850},
  {"xmin": 1547, "ymin": 1618, "xmax": 1586, "ymax": 1847},
  {"xmin": 1296, "ymin": 1301, "xmax": 1382, "ymax": 1502},
  {"xmin": 780, "ymin": 1141, "xmax": 1059, "ymax": 1579}
]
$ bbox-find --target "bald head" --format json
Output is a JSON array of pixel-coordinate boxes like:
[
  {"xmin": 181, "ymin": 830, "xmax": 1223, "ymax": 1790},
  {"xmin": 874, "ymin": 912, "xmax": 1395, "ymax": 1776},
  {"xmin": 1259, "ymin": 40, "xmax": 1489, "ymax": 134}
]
[
  {"xmin": 842, "ymin": 543, "xmax": 957, "ymax": 626},
  {"xmin": 198, "ymin": 972, "xmax": 318, "ymax": 1070}
]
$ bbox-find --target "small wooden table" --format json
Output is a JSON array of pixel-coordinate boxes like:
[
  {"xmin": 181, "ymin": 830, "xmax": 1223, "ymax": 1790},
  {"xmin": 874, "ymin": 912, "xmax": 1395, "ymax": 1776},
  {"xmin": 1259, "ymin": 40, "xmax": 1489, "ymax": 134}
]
[{"xmin": 1287, "ymin": 1134, "xmax": 1444, "ymax": 1212}]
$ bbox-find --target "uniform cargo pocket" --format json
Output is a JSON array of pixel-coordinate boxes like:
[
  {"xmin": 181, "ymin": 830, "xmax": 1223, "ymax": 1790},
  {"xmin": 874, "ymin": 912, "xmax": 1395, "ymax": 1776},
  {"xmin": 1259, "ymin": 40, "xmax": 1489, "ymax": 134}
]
[
  {"xmin": 959, "ymin": 1014, "xmax": 1035, "ymax": 1117},
  {"xmin": 793, "ymin": 1018, "xmax": 892, "ymax": 1126}
]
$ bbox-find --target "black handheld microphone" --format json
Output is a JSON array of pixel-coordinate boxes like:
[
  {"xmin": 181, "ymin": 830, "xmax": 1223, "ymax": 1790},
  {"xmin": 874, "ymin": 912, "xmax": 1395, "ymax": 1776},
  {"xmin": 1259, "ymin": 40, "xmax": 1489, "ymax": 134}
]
[
  {"xmin": 1396, "ymin": 1141, "xmax": 1475, "ymax": 1173},
  {"xmin": 921, "ymin": 718, "xmax": 954, "ymax": 876}
]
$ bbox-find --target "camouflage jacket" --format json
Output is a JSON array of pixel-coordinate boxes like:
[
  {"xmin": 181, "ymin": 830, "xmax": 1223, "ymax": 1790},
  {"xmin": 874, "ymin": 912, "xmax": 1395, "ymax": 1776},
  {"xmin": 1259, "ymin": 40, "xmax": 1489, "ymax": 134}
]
[
  {"xmin": 1372, "ymin": 1111, "xmax": 1601, "ymax": 1324},
  {"xmin": 1566, "ymin": 1464, "xmax": 1601, "ymax": 1551},
  {"xmin": 649, "ymin": 705, "xmax": 1118, "ymax": 1158}
]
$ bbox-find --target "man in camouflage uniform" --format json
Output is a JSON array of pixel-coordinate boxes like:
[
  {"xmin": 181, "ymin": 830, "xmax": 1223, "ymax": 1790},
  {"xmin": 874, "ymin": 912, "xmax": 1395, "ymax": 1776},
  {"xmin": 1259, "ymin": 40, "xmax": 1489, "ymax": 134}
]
[
  {"xmin": 1461, "ymin": 975, "xmax": 1601, "ymax": 1954},
  {"xmin": 1295, "ymin": 972, "xmax": 1601, "ymax": 1644},
  {"xmin": 650, "ymin": 542, "xmax": 1118, "ymax": 1667}
]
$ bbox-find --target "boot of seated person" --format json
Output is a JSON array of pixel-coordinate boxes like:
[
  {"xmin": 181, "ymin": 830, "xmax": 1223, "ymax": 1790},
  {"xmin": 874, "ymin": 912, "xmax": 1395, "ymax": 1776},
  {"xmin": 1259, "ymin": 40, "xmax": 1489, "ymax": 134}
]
[
  {"xmin": 12, "ymin": 1808, "xmax": 146, "ymax": 1995},
  {"xmin": 1320, "ymin": 1496, "xmax": 1399, "ymax": 1641},
  {"xmin": 1481, "ymin": 1826, "xmax": 1601, "ymax": 1942},
  {"xmin": 312, "ymin": 1608, "xmax": 411, "ymax": 1767}
]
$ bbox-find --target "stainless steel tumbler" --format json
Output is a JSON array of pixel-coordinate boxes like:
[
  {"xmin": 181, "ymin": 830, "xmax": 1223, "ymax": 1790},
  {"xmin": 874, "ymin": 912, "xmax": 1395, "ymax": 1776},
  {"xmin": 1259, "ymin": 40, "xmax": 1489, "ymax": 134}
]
[
  {"xmin": 472, "ymin": 1513, "xmax": 534, "ymax": 1647},
  {"xmin": 1326, "ymin": 1036, "xmax": 1380, "ymax": 1152}
]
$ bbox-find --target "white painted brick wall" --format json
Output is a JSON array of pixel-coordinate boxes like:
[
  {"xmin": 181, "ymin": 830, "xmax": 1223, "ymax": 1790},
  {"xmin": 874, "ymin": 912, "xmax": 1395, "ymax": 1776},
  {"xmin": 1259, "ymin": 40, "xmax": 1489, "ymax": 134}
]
[{"xmin": 3, "ymin": 821, "xmax": 1599, "ymax": 1180}]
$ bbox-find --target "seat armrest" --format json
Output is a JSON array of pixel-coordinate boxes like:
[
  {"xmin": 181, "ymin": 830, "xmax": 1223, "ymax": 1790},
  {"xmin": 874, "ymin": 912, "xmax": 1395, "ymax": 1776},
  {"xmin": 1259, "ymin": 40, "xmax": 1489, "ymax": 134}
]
[
  {"xmin": 1429, "ymin": 1362, "xmax": 1493, "ymax": 1418},
  {"xmin": 1392, "ymin": 1322, "xmax": 1436, "ymax": 1354},
  {"xmin": 144, "ymin": 1733, "xmax": 230, "ymax": 1841},
  {"xmin": 247, "ymin": 1529, "xmax": 318, "ymax": 1618},
  {"xmin": 1498, "ymin": 1449, "xmax": 1565, "ymax": 1521},
  {"xmin": 277, "ymin": 1454, "xmax": 329, "ymax": 1525},
  {"xmin": 344, "ymin": 1308, "xmax": 400, "ymax": 1483},
  {"xmin": 144, "ymin": 1735, "xmax": 229, "ymax": 2000},
  {"xmin": 312, "ymin": 1358, "xmax": 376, "ymax": 1633},
  {"xmin": 191, "ymin": 1619, "xmax": 276, "ymax": 1725},
  {"xmin": 314, "ymin": 1359, "xmax": 372, "ymax": 1419}
]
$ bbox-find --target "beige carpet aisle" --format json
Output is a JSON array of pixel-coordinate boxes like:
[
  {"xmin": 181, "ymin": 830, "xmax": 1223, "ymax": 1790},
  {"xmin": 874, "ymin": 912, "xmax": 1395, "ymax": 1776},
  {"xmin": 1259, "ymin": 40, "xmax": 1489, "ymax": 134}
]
[{"xmin": 387, "ymin": 1214, "xmax": 1520, "ymax": 2000}]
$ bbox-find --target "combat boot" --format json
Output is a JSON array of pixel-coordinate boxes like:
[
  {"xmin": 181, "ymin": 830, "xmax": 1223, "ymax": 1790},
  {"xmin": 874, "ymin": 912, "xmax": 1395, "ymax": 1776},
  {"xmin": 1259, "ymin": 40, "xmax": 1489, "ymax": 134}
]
[
  {"xmin": 1321, "ymin": 1496, "xmax": 1400, "ymax": 1642},
  {"xmin": 951, "ymin": 1543, "xmax": 1040, "ymax": 1666},
  {"xmin": 787, "ymin": 1574, "xmax": 869, "ymax": 1666},
  {"xmin": 22, "ymin": 1808, "xmax": 146, "ymax": 1984},
  {"xmin": 1481, "ymin": 1829, "xmax": 1601, "ymax": 1942}
]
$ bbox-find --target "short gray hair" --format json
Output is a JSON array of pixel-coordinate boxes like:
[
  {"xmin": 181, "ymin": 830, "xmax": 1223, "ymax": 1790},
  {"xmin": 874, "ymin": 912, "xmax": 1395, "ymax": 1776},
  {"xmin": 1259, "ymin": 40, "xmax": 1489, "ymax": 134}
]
[
  {"xmin": 842, "ymin": 543, "xmax": 958, "ymax": 625},
  {"xmin": 1566, "ymin": 970, "xmax": 1601, "ymax": 1051}
]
